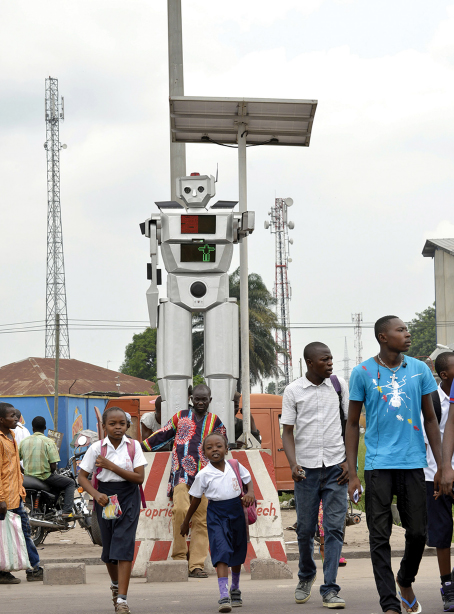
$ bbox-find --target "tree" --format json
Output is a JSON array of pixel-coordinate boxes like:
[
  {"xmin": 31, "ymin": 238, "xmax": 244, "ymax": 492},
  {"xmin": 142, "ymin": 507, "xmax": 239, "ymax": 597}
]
[
  {"xmin": 192, "ymin": 268, "xmax": 282, "ymax": 389},
  {"xmin": 120, "ymin": 327, "xmax": 158, "ymax": 386},
  {"xmin": 406, "ymin": 305, "xmax": 436, "ymax": 358}
]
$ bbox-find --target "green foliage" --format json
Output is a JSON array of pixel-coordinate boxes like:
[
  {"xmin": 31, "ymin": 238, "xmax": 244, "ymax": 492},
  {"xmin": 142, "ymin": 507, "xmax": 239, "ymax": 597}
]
[
  {"xmin": 406, "ymin": 305, "xmax": 436, "ymax": 358},
  {"xmin": 266, "ymin": 381, "xmax": 276, "ymax": 394},
  {"xmin": 120, "ymin": 327, "xmax": 158, "ymax": 385},
  {"xmin": 192, "ymin": 374, "xmax": 206, "ymax": 387}
]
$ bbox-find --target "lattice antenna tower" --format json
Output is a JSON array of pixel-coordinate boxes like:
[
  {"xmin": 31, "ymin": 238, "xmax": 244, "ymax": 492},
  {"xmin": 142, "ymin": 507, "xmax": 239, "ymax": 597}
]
[
  {"xmin": 343, "ymin": 336, "xmax": 351, "ymax": 383},
  {"xmin": 352, "ymin": 312, "xmax": 363, "ymax": 365},
  {"xmin": 265, "ymin": 198, "xmax": 295, "ymax": 394},
  {"xmin": 45, "ymin": 77, "xmax": 70, "ymax": 359}
]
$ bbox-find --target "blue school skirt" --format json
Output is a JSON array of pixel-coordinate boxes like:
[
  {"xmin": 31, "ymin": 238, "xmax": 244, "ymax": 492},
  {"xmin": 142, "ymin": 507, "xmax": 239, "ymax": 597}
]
[
  {"xmin": 207, "ymin": 497, "xmax": 247, "ymax": 568},
  {"xmin": 95, "ymin": 480, "xmax": 140, "ymax": 564}
]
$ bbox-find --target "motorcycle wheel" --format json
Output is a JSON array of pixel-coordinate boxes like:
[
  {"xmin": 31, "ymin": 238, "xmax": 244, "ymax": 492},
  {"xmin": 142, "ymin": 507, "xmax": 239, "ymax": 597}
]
[
  {"xmin": 24, "ymin": 497, "xmax": 48, "ymax": 546},
  {"xmin": 90, "ymin": 507, "xmax": 103, "ymax": 546}
]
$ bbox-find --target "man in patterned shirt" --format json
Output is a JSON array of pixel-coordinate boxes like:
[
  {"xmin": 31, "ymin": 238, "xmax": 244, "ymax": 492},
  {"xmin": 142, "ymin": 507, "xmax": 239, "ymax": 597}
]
[{"xmin": 142, "ymin": 384, "xmax": 225, "ymax": 578}]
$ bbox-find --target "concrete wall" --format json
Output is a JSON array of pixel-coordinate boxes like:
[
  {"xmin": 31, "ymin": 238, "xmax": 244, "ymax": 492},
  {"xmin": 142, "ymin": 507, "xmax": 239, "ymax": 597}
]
[{"xmin": 434, "ymin": 249, "xmax": 454, "ymax": 346}]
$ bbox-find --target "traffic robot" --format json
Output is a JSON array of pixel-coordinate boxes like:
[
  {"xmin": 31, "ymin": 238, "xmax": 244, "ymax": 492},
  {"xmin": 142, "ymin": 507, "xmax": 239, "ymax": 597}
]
[{"xmin": 140, "ymin": 173, "xmax": 255, "ymax": 441}]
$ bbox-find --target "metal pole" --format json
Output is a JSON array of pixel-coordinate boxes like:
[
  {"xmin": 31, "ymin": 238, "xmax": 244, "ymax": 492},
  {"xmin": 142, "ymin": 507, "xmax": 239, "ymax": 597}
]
[
  {"xmin": 238, "ymin": 123, "xmax": 251, "ymax": 437},
  {"xmin": 168, "ymin": 0, "xmax": 186, "ymax": 199},
  {"xmin": 53, "ymin": 313, "xmax": 60, "ymax": 429}
]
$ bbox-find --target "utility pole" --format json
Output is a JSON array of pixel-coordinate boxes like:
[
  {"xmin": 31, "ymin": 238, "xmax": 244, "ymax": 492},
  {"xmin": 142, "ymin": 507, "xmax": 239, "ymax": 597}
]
[
  {"xmin": 45, "ymin": 77, "xmax": 70, "ymax": 359},
  {"xmin": 352, "ymin": 313, "xmax": 363, "ymax": 365},
  {"xmin": 266, "ymin": 197, "xmax": 295, "ymax": 394},
  {"xmin": 168, "ymin": 0, "xmax": 186, "ymax": 200},
  {"xmin": 53, "ymin": 313, "xmax": 60, "ymax": 428}
]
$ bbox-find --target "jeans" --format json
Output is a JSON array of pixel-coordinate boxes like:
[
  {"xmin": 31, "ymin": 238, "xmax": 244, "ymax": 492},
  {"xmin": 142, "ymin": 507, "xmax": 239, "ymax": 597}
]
[
  {"xmin": 365, "ymin": 469, "xmax": 426, "ymax": 613},
  {"xmin": 294, "ymin": 464, "xmax": 348, "ymax": 596},
  {"xmin": 44, "ymin": 472, "xmax": 75, "ymax": 514},
  {"xmin": 4, "ymin": 501, "xmax": 41, "ymax": 569}
]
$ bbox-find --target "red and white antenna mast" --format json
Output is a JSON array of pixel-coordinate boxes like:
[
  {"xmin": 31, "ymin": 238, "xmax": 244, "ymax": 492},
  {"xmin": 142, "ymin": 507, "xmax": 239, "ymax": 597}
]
[{"xmin": 265, "ymin": 197, "xmax": 294, "ymax": 393}]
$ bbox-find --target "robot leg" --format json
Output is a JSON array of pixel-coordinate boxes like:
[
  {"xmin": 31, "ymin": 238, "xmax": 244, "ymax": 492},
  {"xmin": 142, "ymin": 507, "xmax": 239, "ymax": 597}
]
[
  {"xmin": 157, "ymin": 300, "xmax": 192, "ymax": 425},
  {"xmin": 204, "ymin": 301, "xmax": 239, "ymax": 443}
]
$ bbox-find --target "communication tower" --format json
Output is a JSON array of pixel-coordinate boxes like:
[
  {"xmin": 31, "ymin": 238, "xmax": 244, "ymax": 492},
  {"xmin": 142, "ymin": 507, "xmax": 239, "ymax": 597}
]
[
  {"xmin": 343, "ymin": 336, "xmax": 351, "ymax": 383},
  {"xmin": 265, "ymin": 198, "xmax": 295, "ymax": 393},
  {"xmin": 352, "ymin": 312, "xmax": 363, "ymax": 365},
  {"xmin": 44, "ymin": 77, "xmax": 70, "ymax": 359}
]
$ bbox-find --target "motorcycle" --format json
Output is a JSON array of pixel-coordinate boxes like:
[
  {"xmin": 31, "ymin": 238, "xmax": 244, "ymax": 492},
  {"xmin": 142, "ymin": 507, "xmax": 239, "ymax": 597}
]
[{"xmin": 23, "ymin": 447, "xmax": 102, "ymax": 547}]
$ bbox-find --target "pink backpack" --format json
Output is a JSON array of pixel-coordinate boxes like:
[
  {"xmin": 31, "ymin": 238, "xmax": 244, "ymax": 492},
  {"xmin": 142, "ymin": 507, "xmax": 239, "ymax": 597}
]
[
  {"xmin": 228, "ymin": 459, "xmax": 257, "ymax": 525},
  {"xmin": 92, "ymin": 438, "xmax": 146, "ymax": 508}
]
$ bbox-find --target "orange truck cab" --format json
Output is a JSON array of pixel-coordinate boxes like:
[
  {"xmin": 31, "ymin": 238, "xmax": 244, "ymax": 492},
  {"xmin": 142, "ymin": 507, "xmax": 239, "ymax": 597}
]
[{"xmin": 105, "ymin": 392, "xmax": 293, "ymax": 491}]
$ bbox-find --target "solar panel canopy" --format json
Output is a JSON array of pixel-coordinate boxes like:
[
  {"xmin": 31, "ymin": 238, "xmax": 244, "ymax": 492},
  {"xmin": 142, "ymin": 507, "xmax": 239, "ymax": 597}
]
[{"xmin": 170, "ymin": 96, "xmax": 318, "ymax": 147}]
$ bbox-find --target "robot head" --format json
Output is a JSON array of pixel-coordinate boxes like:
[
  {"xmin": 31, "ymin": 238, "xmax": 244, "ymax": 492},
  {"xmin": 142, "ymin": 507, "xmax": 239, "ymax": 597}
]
[{"xmin": 176, "ymin": 173, "xmax": 215, "ymax": 209}]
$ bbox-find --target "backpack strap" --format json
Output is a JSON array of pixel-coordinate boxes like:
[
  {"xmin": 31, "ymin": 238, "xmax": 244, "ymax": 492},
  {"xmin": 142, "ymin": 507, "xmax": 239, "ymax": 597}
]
[
  {"xmin": 431, "ymin": 390, "xmax": 442, "ymax": 424},
  {"xmin": 227, "ymin": 459, "xmax": 245, "ymax": 496},
  {"xmin": 91, "ymin": 441, "xmax": 107, "ymax": 491},
  {"xmin": 330, "ymin": 375, "xmax": 346, "ymax": 442},
  {"xmin": 126, "ymin": 437, "xmax": 147, "ymax": 509}
]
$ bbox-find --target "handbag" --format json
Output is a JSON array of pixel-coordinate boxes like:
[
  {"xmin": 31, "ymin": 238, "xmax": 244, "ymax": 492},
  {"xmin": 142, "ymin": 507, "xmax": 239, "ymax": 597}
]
[
  {"xmin": 0, "ymin": 511, "xmax": 31, "ymax": 571},
  {"xmin": 227, "ymin": 459, "xmax": 258, "ymax": 525}
]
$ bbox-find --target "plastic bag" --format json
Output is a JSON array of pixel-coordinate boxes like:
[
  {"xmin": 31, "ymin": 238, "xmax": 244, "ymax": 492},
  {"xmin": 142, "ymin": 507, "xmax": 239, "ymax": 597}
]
[
  {"xmin": 0, "ymin": 511, "xmax": 31, "ymax": 571},
  {"xmin": 102, "ymin": 495, "xmax": 122, "ymax": 520}
]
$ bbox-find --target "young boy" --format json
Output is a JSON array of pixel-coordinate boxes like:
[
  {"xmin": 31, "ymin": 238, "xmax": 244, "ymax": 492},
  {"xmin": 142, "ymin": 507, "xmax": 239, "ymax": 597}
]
[
  {"xmin": 425, "ymin": 352, "xmax": 454, "ymax": 611},
  {"xmin": 346, "ymin": 316, "xmax": 441, "ymax": 614},
  {"xmin": 0, "ymin": 403, "xmax": 43, "ymax": 583}
]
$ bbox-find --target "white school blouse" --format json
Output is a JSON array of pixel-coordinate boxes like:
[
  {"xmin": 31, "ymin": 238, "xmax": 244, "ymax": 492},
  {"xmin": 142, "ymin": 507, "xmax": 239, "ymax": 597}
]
[
  {"xmin": 189, "ymin": 461, "xmax": 251, "ymax": 501},
  {"xmin": 79, "ymin": 435, "xmax": 147, "ymax": 482}
]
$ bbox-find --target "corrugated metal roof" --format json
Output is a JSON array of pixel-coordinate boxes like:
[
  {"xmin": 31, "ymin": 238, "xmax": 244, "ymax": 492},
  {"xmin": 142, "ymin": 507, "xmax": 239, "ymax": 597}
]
[
  {"xmin": 422, "ymin": 238, "xmax": 454, "ymax": 257},
  {"xmin": 0, "ymin": 358, "xmax": 157, "ymax": 397}
]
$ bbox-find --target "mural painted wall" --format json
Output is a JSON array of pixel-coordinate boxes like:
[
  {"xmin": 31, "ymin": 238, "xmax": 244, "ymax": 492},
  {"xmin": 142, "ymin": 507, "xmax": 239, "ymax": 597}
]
[{"xmin": 0, "ymin": 395, "xmax": 109, "ymax": 467}]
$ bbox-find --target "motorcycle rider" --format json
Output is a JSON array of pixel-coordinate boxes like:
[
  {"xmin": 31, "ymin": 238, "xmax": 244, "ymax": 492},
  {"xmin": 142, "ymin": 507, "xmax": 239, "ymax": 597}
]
[
  {"xmin": 19, "ymin": 416, "xmax": 75, "ymax": 519},
  {"xmin": 0, "ymin": 403, "xmax": 43, "ymax": 583}
]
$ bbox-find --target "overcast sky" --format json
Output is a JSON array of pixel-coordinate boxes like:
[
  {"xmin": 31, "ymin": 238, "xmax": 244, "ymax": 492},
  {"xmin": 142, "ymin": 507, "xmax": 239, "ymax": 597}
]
[{"xmin": 1, "ymin": 0, "xmax": 453, "ymax": 387}]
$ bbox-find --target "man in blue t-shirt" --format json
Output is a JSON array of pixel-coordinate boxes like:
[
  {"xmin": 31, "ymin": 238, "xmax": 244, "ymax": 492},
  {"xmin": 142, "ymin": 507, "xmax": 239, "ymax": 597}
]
[{"xmin": 346, "ymin": 315, "xmax": 441, "ymax": 614}]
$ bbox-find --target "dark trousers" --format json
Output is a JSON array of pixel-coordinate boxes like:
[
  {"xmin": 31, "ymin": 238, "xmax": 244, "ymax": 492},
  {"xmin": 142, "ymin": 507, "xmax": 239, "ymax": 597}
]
[
  {"xmin": 365, "ymin": 468, "xmax": 427, "ymax": 613},
  {"xmin": 44, "ymin": 473, "xmax": 74, "ymax": 514}
]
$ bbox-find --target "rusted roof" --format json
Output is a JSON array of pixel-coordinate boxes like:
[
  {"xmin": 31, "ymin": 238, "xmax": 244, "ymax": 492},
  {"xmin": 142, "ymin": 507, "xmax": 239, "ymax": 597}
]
[{"xmin": 0, "ymin": 357, "xmax": 157, "ymax": 397}]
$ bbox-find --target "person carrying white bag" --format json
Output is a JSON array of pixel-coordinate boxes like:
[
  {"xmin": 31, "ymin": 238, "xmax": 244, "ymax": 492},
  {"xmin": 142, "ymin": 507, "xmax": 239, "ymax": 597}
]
[{"xmin": 0, "ymin": 403, "xmax": 43, "ymax": 584}]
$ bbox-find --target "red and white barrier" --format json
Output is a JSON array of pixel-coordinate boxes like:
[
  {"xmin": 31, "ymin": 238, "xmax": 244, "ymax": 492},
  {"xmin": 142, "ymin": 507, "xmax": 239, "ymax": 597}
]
[{"xmin": 132, "ymin": 449, "xmax": 286, "ymax": 577}]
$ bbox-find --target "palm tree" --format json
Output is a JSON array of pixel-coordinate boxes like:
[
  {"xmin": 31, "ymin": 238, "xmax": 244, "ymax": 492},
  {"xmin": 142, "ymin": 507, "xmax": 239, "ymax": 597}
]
[{"xmin": 192, "ymin": 268, "xmax": 283, "ymax": 389}]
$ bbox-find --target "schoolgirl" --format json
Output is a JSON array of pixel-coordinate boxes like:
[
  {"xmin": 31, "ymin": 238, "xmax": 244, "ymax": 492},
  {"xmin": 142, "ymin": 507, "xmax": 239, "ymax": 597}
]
[
  {"xmin": 78, "ymin": 407, "xmax": 147, "ymax": 614},
  {"xmin": 180, "ymin": 432, "xmax": 255, "ymax": 613}
]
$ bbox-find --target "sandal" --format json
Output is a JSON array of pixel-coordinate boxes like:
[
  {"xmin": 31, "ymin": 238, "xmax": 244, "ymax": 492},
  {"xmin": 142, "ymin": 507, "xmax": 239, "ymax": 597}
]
[
  {"xmin": 188, "ymin": 568, "xmax": 208, "ymax": 578},
  {"xmin": 396, "ymin": 581, "xmax": 422, "ymax": 613}
]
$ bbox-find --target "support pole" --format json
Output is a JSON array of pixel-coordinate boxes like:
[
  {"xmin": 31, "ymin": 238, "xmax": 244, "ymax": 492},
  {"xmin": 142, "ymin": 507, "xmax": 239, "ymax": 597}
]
[
  {"xmin": 237, "ymin": 123, "xmax": 251, "ymax": 438},
  {"xmin": 53, "ymin": 313, "xmax": 60, "ymax": 429},
  {"xmin": 168, "ymin": 0, "xmax": 186, "ymax": 199}
]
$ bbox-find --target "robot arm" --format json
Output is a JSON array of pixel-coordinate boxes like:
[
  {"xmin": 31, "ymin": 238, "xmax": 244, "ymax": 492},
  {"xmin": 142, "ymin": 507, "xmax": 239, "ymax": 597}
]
[{"xmin": 140, "ymin": 216, "xmax": 161, "ymax": 329}]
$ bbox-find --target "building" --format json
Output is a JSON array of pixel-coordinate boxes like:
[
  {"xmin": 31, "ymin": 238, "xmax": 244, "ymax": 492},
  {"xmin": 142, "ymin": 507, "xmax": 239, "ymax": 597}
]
[
  {"xmin": 0, "ymin": 357, "xmax": 156, "ymax": 465},
  {"xmin": 422, "ymin": 238, "xmax": 454, "ymax": 349}
]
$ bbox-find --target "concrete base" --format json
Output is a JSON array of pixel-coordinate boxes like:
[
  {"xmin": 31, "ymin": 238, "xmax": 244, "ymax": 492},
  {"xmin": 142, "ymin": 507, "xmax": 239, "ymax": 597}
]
[
  {"xmin": 250, "ymin": 558, "xmax": 293, "ymax": 580},
  {"xmin": 43, "ymin": 563, "xmax": 86, "ymax": 585},
  {"xmin": 146, "ymin": 560, "xmax": 188, "ymax": 582}
]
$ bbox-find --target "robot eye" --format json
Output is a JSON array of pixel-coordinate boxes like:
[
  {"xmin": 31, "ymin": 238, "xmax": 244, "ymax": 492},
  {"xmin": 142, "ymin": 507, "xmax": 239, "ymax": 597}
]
[
  {"xmin": 198, "ymin": 186, "xmax": 205, "ymax": 193},
  {"xmin": 184, "ymin": 187, "xmax": 191, "ymax": 194}
]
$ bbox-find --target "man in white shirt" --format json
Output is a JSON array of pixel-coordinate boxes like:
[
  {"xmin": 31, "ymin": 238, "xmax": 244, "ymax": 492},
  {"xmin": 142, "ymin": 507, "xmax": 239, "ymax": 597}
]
[
  {"xmin": 424, "ymin": 352, "xmax": 454, "ymax": 612},
  {"xmin": 13, "ymin": 409, "xmax": 31, "ymax": 447},
  {"xmin": 281, "ymin": 342, "xmax": 348, "ymax": 609}
]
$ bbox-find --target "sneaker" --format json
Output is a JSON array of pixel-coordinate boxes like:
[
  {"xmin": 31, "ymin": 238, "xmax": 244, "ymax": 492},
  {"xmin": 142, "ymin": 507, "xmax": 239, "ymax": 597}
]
[
  {"xmin": 230, "ymin": 588, "xmax": 243, "ymax": 607},
  {"xmin": 441, "ymin": 581, "xmax": 454, "ymax": 612},
  {"xmin": 26, "ymin": 567, "xmax": 44, "ymax": 582},
  {"xmin": 115, "ymin": 602, "xmax": 130, "ymax": 614},
  {"xmin": 218, "ymin": 597, "xmax": 232, "ymax": 613},
  {"xmin": 111, "ymin": 584, "xmax": 119, "ymax": 606},
  {"xmin": 322, "ymin": 591, "xmax": 346, "ymax": 609},
  {"xmin": 0, "ymin": 571, "xmax": 21, "ymax": 584},
  {"xmin": 295, "ymin": 576, "xmax": 316, "ymax": 604}
]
